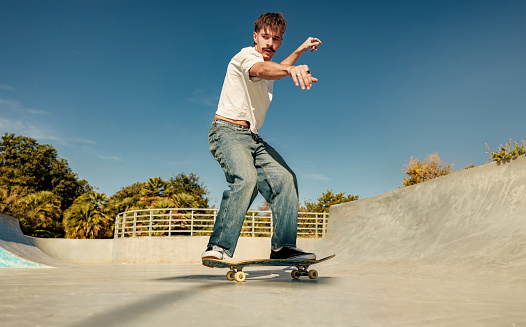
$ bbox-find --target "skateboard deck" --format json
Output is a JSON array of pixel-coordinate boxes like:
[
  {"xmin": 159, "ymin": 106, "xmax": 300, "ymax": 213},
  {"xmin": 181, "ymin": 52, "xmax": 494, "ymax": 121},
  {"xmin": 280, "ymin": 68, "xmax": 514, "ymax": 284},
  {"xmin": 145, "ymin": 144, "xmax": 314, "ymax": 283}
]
[{"xmin": 202, "ymin": 254, "xmax": 335, "ymax": 282}]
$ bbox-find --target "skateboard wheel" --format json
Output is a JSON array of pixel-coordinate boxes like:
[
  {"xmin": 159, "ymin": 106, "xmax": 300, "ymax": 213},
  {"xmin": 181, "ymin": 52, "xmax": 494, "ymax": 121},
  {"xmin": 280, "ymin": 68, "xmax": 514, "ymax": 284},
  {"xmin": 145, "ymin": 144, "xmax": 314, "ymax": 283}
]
[
  {"xmin": 234, "ymin": 271, "xmax": 246, "ymax": 282},
  {"xmin": 291, "ymin": 270, "xmax": 301, "ymax": 279},
  {"xmin": 308, "ymin": 270, "xmax": 318, "ymax": 279},
  {"xmin": 226, "ymin": 271, "xmax": 236, "ymax": 281}
]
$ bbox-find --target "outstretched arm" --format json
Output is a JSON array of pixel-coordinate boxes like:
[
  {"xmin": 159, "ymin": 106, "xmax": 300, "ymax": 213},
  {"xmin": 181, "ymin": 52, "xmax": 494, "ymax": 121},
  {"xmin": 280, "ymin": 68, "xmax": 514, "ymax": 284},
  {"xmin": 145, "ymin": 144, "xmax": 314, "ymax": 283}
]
[
  {"xmin": 280, "ymin": 37, "xmax": 322, "ymax": 66},
  {"xmin": 249, "ymin": 37, "xmax": 322, "ymax": 90}
]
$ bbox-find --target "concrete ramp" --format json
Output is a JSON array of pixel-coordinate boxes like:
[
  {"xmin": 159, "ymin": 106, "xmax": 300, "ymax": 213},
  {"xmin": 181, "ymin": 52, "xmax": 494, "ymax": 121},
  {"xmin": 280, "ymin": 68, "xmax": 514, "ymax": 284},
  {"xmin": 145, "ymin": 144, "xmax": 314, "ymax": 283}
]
[
  {"xmin": 0, "ymin": 213, "xmax": 66, "ymax": 268},
  {"xmin": 316, "ymin": 155, "xmax": 526, "ymax": 279}
]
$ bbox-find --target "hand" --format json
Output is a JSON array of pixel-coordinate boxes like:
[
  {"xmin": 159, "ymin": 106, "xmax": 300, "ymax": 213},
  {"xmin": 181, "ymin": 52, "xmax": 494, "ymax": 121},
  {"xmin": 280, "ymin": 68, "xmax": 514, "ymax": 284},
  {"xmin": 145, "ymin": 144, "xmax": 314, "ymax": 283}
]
[
  {"xmin": 299, "ymin": 37, "xmax": 322, "ymax": 53},
  {"xmin": 288, "ymin": 65, "xmax": 318, "ymax": 90}
]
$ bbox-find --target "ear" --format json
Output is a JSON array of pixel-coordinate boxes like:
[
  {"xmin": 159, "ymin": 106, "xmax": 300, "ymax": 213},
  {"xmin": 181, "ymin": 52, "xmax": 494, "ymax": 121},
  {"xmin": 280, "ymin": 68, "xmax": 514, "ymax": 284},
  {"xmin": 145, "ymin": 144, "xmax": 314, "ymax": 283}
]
[{"xmin": 253, "ymin": 31, "xmax": 257, "ymax": 44}]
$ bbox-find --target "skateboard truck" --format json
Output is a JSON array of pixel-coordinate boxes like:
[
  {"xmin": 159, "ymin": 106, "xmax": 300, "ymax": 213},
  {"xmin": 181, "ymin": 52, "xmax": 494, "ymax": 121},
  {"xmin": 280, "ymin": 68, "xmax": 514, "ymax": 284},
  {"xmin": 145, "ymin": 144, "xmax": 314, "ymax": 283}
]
[
  {"xmin": 203, "ymin": 255, "xmax": 335, "ymax": 283},
  {"xmin": 290, "ymin": 264, "xmax": 318, "ymax": 280},
  {"xmin": 225, "ymin": 265, "xmax": 247, "ymax": 282}
]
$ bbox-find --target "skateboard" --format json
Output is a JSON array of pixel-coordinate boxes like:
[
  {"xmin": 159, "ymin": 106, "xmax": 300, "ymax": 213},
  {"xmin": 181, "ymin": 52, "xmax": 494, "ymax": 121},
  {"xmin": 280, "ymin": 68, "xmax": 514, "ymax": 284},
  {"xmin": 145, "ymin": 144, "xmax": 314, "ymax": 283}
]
[{"xmin": 202, "ymin": 254, "xmax": 335, "ymax": 282}]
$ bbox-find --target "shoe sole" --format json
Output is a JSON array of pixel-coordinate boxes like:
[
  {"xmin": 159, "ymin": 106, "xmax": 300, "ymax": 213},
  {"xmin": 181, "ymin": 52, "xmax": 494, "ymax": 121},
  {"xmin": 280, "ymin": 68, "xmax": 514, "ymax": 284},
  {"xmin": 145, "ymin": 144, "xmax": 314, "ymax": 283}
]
[
  {"xmin": 270, "ymin": 255, "xmax": 317, "ymax": 260},
  {"xmin": 201, "ymin": 255, "xmax": 223, "ymax": 267}
]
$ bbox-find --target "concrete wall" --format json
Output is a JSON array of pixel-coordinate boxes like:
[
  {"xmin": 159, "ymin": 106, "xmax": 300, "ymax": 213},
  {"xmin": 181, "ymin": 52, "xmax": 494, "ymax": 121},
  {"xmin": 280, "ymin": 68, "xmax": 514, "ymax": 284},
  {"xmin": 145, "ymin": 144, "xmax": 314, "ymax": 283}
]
[
  {"xmin": 112, "ymin": 236, "xmax": 319, "ymax": 264},
  {"xmin": 314, "ymin": 155, "xmax": 526, "ymax": 276},
  {"xmin": 27, "ymin": 235, "xmax": 320, "ymax": 264},
  {"xmin": 27, "ymin": 237, "xmax": 114, "ymax": 264}
]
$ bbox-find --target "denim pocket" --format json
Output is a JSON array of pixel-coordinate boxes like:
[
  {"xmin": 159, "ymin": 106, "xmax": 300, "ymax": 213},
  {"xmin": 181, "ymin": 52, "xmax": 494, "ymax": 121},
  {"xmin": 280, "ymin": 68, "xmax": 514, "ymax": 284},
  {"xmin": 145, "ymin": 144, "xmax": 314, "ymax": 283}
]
[{"xmin": 208, "ymin": 123, "xmax": 220, "ymax": 155}]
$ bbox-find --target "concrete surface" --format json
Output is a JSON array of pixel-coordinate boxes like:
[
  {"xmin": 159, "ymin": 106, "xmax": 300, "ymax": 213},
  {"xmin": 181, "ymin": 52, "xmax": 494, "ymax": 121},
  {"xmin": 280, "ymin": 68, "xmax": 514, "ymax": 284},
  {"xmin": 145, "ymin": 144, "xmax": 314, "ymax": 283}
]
[
  {"xmin": 1, "ymin": 156, "xmax": 526, "ymax": 326},
  {"xmin": 0, "ymin": 214, "xmax": 68, "ymax": 268},
  {"xmin": 2, "ymin": 263, "xmax": 524, "ymax": 327}
]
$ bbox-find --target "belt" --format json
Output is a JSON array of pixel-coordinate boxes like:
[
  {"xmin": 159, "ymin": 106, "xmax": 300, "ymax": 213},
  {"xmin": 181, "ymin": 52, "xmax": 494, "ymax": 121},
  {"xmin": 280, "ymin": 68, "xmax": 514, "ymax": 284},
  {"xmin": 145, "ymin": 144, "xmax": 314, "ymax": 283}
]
[{"xmin": 214, "ymin": 114, "xmax": 250, "ymax": 128}]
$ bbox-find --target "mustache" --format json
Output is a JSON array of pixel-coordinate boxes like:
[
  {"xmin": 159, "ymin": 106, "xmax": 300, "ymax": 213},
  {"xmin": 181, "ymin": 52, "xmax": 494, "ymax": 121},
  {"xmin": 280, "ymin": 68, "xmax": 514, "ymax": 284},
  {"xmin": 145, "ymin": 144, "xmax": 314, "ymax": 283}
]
[{"xmin": 262, "ymin": 47, "xmax": 275, "ymax": 53}]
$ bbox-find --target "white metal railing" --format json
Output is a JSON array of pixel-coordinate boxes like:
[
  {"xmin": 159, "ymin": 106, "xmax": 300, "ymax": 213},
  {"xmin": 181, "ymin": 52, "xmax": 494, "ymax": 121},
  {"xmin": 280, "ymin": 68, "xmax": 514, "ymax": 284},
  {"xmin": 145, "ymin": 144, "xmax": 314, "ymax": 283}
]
[{"xmin": 113, "ymin": 208, "xmax": 328, "ymax": 239}]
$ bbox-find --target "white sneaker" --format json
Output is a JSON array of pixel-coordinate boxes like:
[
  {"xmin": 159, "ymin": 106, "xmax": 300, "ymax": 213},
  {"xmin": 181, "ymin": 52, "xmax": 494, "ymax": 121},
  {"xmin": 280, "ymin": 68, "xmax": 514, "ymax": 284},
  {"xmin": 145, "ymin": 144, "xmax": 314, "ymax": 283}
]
[{"xmin": 201, "ymin": 245, "xmax": 228, "ymax": 260}]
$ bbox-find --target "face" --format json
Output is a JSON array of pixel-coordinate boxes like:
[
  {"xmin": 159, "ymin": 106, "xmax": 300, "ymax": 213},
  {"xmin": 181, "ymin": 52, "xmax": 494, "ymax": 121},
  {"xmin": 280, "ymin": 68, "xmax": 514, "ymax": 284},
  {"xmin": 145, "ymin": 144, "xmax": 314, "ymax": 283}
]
[{"xmin": 253, "ymin": 28, "xmax": 283, "ymax": 61}]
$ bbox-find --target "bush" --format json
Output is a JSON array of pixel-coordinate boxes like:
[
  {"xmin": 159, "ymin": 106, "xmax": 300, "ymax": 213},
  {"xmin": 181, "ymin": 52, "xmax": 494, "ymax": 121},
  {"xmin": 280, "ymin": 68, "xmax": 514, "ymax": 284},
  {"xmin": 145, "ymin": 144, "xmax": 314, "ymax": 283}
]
[
  {"xmin": 402, "ymin": 152, "xmax": 454, "ymax": 187},
  {"xmin": 485, "ymin": 137, "xmax": 526, "ymax": 162}
]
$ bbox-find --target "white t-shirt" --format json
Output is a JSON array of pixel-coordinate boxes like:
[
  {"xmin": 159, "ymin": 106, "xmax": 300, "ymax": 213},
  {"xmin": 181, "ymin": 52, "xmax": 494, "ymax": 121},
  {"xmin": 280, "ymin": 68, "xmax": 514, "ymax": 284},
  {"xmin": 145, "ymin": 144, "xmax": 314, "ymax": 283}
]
[{"xmin": 216, "ymin": 47, "xmax": 273, "ymax": 134}]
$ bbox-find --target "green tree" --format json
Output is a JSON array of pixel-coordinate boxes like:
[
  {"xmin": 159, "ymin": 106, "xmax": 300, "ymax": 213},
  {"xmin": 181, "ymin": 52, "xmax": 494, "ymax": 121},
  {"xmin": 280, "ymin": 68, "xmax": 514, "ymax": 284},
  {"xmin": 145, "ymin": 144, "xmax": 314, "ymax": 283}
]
[
  {"xmin": 109, "ymin": 173, "xmax": 210, "ymax": 212},
  {"xmin": 141, "ymin": 177, "xmax": 167, "ymax": 198},
  {"xmin": 0, "ymin": 134, "xmax": 91, "ymax": 237},
  {"xmin": 136, "ymin": 177, "xmax": 169, "ymax": 208},
  {"xmin": 171, "ymin": 193, "xmax": 199, "ymax": 208},
  {"xmin": 402, "ymin": 152, "xmax": 454, "ymax": 187},
  {"xmin": 0, "ymin": 185, "xmax": 27, "ymax": 218},
  {"xmin": 18, "ymin": 191, "xmax": 62, "ymax": 237},
  {"xmin": 0, "ymin": 133, "xmax": 90, "ymax": 211},
  {"xmin": 63, "ymin": 191, "xmax": 113, "ymax": 239},
  {"xmin": 167, "ymin": 173, "xmax": 209, "ymax": 208},
  {"xmin": 107, "ymin": 182, "xmax": 143, "ymax": 212},
  {"xmin": 304, "ymin": 190, "xmax": 359, "ymax": 213}
]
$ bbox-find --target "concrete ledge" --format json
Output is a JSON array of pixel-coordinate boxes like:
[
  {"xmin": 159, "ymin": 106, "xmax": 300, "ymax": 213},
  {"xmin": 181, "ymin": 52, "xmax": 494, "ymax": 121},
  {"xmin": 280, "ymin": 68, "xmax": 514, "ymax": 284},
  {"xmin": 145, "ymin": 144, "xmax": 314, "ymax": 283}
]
[
  {"xmin": 27, "ymin": 237, "xmax": 114, "ymax": 264},
  {"xmin": 112, "ymin": 236, "xmax": 319, "ymax": 263},
  {"xmin": 26, "ymin": 235, "xmax": 320, "ymax": 264}
]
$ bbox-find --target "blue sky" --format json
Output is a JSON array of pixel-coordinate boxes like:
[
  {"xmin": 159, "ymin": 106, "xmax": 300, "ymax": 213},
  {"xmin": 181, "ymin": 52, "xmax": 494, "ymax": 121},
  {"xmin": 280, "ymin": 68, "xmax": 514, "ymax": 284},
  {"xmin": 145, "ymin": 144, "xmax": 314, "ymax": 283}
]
[{"xmin": 1, "ymin": 0, "xmax": 525, "ymax": 208}]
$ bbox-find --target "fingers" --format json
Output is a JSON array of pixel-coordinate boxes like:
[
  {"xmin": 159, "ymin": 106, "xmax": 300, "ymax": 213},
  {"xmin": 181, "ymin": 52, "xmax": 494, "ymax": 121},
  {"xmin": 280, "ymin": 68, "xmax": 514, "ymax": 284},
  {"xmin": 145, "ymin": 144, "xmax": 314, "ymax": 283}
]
[
  {"xmin": 308, "ymin": 37, "xmax": 322, "ymax": 52},
  {"xmin": 291, "ymin": 72, "xmax": 300, "ymax": 88},
  {"xmin": 291, "ymin": 65, "xmax": 315, "ymax": 90}
]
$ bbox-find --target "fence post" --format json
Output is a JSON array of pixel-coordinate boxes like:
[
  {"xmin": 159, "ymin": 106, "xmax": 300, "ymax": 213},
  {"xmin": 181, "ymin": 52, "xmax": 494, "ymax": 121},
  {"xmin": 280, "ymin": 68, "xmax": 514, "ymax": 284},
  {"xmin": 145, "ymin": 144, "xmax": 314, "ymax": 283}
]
[
  {"xmin": 314, "ymin": 213, "xmax": 317, "ymax": 239},
  {"xmin": 252, "ymin": 211, "xmax": 256, "ymax": 237},
  {"xmin": 122, "ymin": 213, "xmax": 126, "ymax": 237},
  {"xmin": 270, "ymin": 211, "xmax": 274, "ymax": 236},
  {"xmin": 114, "ymin": 215, "xmax": 119, "ymax": 238},
  {"xmin": 322, "ymin": 213, "xmax": 327, "ymax": 238},
  {"xmin": 149, "ymin": 210, "xmax": 153, "ymax": 237},
  {"xmin": 133, "ymin": 212, "xmax": 137, "ymax": 237},
  {"xmin": 168, "ymin": 210, "xmax": 172, "ymax": 236},
  {"xmin": 115, "ymin": 216, "xmax": 120, "ymax": 237},
  {"xmin": 191, "ymin": 209, "xmax": 194, "ymax": 236}
]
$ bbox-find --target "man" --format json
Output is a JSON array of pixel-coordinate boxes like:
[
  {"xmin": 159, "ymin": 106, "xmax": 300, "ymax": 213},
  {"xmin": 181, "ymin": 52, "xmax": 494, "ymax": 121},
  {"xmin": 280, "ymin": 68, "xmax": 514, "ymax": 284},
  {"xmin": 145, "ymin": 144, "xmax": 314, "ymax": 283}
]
[{"xmin": 202, "ymin": 12, "xmax": 322, "ymax": 262}]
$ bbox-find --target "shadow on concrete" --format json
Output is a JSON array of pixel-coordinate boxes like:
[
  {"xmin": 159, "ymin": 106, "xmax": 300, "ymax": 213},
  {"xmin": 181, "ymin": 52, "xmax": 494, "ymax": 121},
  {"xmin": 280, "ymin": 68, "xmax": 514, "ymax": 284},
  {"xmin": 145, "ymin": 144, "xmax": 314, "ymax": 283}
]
[{"xmin": 154, "ymin": 267, "xmax": 333, "ymax": 284}]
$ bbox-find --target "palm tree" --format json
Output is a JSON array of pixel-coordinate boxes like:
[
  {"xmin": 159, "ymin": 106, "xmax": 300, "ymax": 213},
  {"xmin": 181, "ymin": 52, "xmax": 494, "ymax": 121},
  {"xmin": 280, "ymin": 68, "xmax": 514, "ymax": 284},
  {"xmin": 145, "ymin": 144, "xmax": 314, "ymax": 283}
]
[
  {"xmin": 63, "ymin": 191, "xmax": 113, "ymax": 239},
  {"xmin": 88, "ymin": 191, "xmax": 108, "ymax": 210},
  {"xmin": 136, "ymin": 177, "xmax": 167, "ymax": 208},
  {"xmin": 0, "ymin": 186, "xmax": 27, "ymax": 218},
  {"xmin": 19, "ymin": 191, "xmax": 61, "ymax": 237},
  {"xmin": 140, "ymin": 177, "xmax": 166, "ymax": 198},
  {"xmin": 171, "ymin": 193, "xmax": 199, "ymax": 208},
  {"xmin": 120, "ymin": 196, "xmax": 140, "ymax": 211}
]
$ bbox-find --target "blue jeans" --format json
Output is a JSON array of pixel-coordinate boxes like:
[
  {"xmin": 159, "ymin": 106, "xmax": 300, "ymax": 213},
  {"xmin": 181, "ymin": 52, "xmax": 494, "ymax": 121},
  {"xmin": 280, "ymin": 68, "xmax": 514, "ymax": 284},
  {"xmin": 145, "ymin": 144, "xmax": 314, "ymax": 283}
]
[{"xmin": 207, "ymin": 119, "xmax": 299, "ymax": 257}]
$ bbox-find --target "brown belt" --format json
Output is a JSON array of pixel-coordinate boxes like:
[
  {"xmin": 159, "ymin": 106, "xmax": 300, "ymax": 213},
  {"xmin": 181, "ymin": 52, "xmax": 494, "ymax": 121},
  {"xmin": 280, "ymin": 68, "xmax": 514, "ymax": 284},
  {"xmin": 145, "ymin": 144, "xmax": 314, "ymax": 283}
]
[{"xmin": 214, "ymin": 114, "xmax": 250, "ymax": 128}]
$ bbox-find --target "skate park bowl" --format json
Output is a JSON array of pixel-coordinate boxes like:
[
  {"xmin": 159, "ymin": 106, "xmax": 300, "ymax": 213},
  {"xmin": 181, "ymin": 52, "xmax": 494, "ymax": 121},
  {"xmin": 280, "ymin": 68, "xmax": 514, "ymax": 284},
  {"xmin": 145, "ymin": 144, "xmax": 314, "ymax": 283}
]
[{"xmin": 1, "ymin": 155, "xmax": 526, "ymax": 326}]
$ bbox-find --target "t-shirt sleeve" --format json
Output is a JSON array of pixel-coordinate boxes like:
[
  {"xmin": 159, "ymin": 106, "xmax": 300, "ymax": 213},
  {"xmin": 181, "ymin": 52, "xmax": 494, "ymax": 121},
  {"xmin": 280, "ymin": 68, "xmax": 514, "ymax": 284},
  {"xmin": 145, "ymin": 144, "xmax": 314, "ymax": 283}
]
[{"xmin": 240, "ymin": 49, "xmax": 264, "ymax": 82}]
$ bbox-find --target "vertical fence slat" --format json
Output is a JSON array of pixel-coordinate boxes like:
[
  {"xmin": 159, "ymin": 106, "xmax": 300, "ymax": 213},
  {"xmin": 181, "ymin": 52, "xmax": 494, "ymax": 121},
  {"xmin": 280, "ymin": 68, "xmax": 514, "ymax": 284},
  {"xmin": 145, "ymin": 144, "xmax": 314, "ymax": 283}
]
[
  {"xmin": 191, "ymin": 209, "xmax": 194, "ymax": 236},
  {"xmin": 148, "ymin": 210, "xmax": 152, "ymax": 237},
  {"xmin": 133, "ymin": 212, "xmax": 137, "ymax": 237}
]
